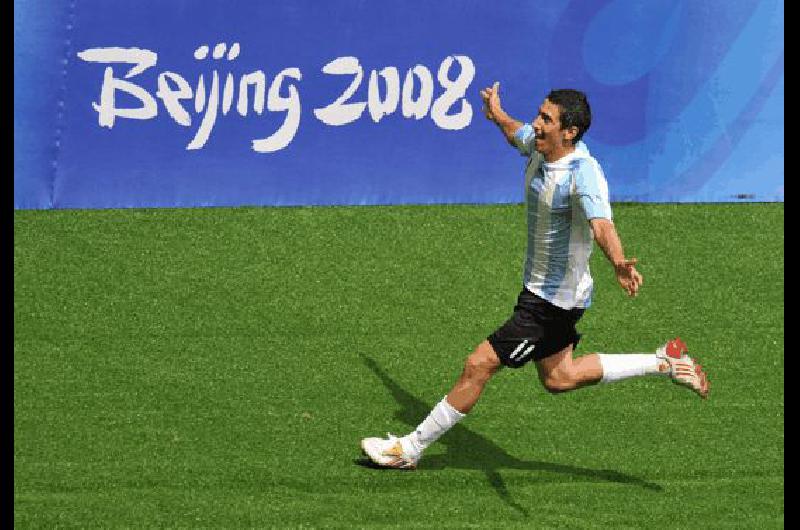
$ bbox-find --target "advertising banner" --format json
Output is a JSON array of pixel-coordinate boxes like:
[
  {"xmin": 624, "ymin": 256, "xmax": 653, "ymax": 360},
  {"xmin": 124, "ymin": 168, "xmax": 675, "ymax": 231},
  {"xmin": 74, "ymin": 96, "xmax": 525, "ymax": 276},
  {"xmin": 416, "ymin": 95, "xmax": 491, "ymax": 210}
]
[{"xmin": 14, "ymin": 0, "xmax": 784, "ymax": 209}]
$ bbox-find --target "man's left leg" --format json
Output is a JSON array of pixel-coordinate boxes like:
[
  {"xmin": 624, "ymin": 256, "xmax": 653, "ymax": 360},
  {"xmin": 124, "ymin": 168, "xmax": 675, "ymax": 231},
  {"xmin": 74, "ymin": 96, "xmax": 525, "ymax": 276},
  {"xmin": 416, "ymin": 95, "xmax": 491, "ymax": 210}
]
[
  {"xmin": 535, "ymin": 343, "xmax": 604, "ymax": 393},
  {"xmin": 535, "ymin": 338, "xmax": 709, "ymax": 397}
]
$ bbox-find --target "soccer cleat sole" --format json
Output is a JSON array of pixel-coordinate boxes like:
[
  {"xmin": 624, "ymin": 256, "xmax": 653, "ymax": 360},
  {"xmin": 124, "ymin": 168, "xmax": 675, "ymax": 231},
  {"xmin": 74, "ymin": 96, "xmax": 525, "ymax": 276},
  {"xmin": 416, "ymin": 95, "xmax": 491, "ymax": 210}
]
[{"xmin": 659, "ymin": 338, "xmax": 710, "ymax": 399}]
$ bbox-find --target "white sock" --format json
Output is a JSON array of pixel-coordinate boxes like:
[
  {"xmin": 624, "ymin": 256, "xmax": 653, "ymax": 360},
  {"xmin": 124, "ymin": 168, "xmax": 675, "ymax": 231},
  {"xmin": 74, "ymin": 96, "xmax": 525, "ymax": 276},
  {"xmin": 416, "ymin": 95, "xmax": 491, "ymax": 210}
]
[
  {"xmin": 598, "ymin": 353, "xmax": 668, "ymax": 384},
  {"xmin": 403, "ymin": 396, "xmax": 466, "ymax": 456}
]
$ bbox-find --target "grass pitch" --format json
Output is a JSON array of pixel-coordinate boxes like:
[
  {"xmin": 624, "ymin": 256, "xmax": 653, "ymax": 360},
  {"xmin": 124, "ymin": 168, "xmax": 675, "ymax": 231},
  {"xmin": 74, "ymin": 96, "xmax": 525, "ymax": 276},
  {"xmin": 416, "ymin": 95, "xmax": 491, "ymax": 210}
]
[{"xmin": 15, "ymin": 203, "xmax": 783, "ymax": 528}]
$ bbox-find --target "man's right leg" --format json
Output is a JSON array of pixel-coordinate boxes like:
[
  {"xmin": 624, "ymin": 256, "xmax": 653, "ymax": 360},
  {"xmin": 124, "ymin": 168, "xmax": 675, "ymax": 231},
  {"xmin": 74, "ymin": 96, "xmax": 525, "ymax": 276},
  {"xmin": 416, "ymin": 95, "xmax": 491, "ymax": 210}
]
[
  {"xmin": 360, "ymin": 341, "xmax": 502, "ymax": 469},
  {"xmin": 443, "ymin": 340, "xmax": 502, "ymax": 413}
]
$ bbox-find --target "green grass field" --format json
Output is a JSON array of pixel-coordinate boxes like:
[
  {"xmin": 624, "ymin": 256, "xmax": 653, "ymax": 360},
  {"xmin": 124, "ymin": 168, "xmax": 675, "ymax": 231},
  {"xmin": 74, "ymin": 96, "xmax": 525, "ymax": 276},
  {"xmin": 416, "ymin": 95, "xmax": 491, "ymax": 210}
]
[{"xmin": 15, "ymin": 203, "xmax": 783, "ymax": 528}]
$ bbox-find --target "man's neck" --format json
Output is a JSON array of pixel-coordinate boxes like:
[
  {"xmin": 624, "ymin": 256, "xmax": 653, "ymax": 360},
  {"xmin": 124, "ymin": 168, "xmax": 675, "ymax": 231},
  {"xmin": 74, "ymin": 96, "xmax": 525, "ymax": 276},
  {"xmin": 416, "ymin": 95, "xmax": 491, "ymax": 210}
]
[{"xmin": 543, "ymin": 144, "xmax": 576, "ymax": 163}]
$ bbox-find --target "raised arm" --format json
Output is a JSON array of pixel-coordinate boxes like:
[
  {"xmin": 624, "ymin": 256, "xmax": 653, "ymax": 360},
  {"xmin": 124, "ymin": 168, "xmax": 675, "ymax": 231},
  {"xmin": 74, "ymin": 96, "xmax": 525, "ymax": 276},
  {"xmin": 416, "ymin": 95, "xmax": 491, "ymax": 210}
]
[{"xmin": 480, "ymin": 82, "xmax": 524, "ymax": 146}]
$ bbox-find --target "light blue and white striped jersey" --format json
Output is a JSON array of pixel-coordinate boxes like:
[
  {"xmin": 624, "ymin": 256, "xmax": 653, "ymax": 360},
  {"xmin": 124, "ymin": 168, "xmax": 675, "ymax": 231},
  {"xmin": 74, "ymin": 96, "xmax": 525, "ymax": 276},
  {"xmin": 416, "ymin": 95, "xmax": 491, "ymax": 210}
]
[{"xmin": 512, "ymin": 124, "xmax": 612, "ymax": 310}]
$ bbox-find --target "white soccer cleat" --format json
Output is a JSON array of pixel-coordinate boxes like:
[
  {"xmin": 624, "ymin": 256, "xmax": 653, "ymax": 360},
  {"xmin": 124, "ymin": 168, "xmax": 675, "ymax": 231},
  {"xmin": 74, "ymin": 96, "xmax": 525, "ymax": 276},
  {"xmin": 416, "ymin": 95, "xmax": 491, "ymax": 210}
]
[
  {"xmin": 656, "ymin": 337, "xmax": 710, "ymax": 399},
  {"xmin": 360, "ymin": 433, "xmax": 419, "ymax": 470}
]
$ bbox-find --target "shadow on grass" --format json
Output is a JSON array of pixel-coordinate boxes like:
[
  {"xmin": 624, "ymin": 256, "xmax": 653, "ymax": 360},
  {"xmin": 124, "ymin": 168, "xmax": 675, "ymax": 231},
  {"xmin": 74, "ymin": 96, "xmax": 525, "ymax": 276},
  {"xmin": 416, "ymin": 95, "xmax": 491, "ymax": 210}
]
[{"xmin": 357, "ymin": 354, "xmax": 662, "ymax": 516}]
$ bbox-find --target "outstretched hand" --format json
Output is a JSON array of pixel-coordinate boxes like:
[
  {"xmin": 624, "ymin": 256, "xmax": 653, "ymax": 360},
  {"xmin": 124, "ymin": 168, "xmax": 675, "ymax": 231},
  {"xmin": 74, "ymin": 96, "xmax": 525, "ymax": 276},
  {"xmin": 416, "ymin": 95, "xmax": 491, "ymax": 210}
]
[
  {"xmin": 615, "ymin": 258, "xmax": 643, "ymax": 297},
  {"xmin": 480, "ymin": 82, "xmax": 501, "ymax": 122}
]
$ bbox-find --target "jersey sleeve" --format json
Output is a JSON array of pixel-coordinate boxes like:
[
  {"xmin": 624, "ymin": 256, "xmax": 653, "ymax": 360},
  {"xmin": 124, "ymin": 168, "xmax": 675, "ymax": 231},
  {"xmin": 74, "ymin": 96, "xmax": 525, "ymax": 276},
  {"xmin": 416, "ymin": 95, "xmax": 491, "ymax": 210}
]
[
  {"xmin": 512, "ymin": 123, "xmax": 535, "ymax": 157},
  {"xmin": 574, "ymin": 159, "xmax": 613, "ymax": 220}
]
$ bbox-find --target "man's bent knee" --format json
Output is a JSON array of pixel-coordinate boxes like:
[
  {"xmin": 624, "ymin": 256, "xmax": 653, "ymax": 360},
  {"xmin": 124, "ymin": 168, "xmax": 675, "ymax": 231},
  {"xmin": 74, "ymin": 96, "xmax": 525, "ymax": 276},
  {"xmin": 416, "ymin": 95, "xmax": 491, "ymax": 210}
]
[
  {"xmin": 464, "ymin": 342, "xmax": 501, "ymax": 380},
  {"xmin": 542, "ymin": 374, "xmax": 578, "ymax": 394}
]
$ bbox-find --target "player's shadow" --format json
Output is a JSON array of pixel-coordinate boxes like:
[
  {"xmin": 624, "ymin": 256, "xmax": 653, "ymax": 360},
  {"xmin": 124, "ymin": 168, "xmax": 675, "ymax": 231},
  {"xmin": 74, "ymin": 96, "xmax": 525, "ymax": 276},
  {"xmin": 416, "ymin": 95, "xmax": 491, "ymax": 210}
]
[{"xmin": 356, "ymin": 354, "xmax": 662, "ymax": 516}]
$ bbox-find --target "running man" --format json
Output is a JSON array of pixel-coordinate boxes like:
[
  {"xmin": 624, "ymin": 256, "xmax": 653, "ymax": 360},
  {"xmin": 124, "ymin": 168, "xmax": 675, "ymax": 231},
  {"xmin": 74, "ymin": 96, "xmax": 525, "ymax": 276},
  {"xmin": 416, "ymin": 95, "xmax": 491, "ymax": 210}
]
[{"xmin": 361, "ymin": 84, "xmax": 710, "ymax": 470}]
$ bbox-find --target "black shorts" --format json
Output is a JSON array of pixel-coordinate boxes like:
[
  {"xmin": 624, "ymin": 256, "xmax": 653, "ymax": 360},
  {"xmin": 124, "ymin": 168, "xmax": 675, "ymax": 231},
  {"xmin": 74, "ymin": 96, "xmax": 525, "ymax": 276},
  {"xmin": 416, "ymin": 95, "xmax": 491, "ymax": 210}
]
[{"xmin": 488, "ymin": 288, "xmax": 585, "ymax": 368}]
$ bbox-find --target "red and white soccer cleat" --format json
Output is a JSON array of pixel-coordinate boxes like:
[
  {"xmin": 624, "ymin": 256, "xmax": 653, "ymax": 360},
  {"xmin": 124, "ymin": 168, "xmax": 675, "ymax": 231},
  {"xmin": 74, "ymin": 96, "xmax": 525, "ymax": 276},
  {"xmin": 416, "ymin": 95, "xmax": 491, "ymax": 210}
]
[
  {"xmin": 656, "ymin": 337, "xmax": 710, "ymax": 399},
  {"xmin": 360, "ymin": 433, "xmax": 419, "ymax": 470}
]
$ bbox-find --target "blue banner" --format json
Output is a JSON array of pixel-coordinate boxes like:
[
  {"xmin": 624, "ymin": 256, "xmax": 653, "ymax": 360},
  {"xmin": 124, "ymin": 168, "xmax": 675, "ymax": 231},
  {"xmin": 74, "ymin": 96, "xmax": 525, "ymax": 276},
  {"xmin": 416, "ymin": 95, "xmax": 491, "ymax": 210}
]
[{"xmin": 14, "ymin": 0, "xmax": 784, "ymax": 209}]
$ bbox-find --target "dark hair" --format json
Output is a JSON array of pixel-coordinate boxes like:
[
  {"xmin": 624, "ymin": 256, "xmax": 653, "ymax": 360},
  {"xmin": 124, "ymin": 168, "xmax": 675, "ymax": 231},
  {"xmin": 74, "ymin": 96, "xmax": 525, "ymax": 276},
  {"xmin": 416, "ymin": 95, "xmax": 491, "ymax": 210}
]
[{"xmin": 546, "ymin": 89, "xmax": 591, "ymax": 144}]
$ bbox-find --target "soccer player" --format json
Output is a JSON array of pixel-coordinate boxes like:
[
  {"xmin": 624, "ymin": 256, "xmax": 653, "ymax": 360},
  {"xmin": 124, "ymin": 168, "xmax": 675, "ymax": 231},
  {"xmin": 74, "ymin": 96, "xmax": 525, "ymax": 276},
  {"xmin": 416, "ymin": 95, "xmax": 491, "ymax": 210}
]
[{"xmin": 361, "ymin": 84, "xmax": 710, "ymax": 470}]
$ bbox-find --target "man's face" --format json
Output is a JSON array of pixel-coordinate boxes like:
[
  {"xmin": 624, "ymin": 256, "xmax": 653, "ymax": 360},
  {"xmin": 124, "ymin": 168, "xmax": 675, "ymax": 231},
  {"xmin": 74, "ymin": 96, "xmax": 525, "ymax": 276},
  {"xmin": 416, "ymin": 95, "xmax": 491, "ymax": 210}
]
[{"xmin": 532, "ymin": 99, "xmax": 575, "ymax": 160}]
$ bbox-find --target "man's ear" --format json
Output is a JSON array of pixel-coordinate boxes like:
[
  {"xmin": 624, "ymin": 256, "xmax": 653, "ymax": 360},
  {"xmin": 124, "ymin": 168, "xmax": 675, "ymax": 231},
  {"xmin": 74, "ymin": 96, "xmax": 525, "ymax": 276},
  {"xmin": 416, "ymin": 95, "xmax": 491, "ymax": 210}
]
[{"xmin": 564, "ymin": 126, "xmax": 579, "ymax": 143}]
